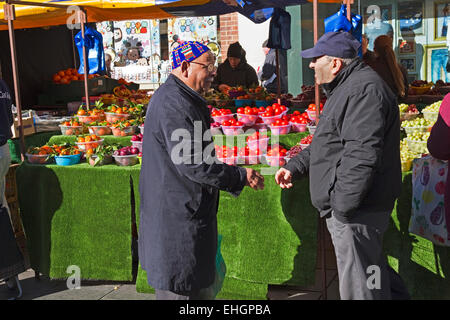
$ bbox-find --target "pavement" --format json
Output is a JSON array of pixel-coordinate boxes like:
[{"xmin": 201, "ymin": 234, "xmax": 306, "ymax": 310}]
[{"xmin": 0, "ymin": 268, "xmax": 339, "ymax": 300}]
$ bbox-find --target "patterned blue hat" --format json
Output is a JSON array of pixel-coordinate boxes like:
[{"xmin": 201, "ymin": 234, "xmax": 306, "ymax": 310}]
[{"xmin": 171, "ymin": 41, "xmax": 210, "ymax": 69}]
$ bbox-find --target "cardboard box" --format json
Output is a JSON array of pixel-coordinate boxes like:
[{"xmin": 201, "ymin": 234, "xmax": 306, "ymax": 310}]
[{"xmin": 11, "ymin": 110, "xmax": 35, "ymax": 138}]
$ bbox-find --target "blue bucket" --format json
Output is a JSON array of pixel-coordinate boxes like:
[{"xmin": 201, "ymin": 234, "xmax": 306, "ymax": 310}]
[
  {"xmin": 55, "ymin": 153, "xmax": 82, "ymax": 166},
  {"xmin": 234, "ymin": 99, "xmax": 253, "ymax": 107},
  {"xmin": 255, "ymin": 100, "xmax": 272, "ymax": 107}
]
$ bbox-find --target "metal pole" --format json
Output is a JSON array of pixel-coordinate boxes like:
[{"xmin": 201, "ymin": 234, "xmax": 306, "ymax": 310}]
[
  {"xmin": 313, "ymin": 0, "xmax": 327, "ymax": 301},
  {"xmin": 313, "ymin": 0, "xmax": 320, "ymax": 123},
  {"xmin": 78, "ymin": 9, "xmax": 90, "ymax": 110},
  {"xmin": 276, "ymin": 48, "xmax": 281, "ymax": 104},
  {"xmin": 4, "ymin": 3, "xmax": 25, "ymax": 161}
]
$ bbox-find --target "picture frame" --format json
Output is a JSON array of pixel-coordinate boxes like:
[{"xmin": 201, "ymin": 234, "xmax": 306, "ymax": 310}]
[
  {"xmin": 398, "ymin": 39, "xmax": 416, "ymax": 54},
  {"xmin": 397, "ymin": 0, "xmax": 425, "ymax": 37},
  {"xmin": 400, "ymin": 57, "xmax": 417, "ymax": 72},
  {"xmin": 434, "ymin": 1, "xmax": 450, "ymax": 41},
  {"xmin": 424, "ymin": 44, "xmax": 450, "ymax": 82}
]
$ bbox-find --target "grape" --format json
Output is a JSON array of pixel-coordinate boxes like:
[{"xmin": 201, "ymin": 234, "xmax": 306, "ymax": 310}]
[{"xmin": 423, "ymin": 100, "xmax": 442, "ymax": 113}]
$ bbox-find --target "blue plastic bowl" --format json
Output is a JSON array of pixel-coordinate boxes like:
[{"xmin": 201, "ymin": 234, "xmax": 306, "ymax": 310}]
[
  {"xmin": 234, "ymin": 99, "xmax": 253, "ymax": 107},
  {"xmin": 55, "ymin": 153, "xmax": 82, "ymax": 166},
  {"xmin": 255, "ymin": 100, "xmax": 272, "ymax": 107}
]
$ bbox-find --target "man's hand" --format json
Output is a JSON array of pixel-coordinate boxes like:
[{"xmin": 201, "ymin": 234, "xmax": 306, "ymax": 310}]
[
  {"xmin": 275, "ymin": 168, "xmax": 293, "ymax": 189},
  {"xmin": 245, "ymin": 168, "xmax": 265, "ymax": 190}
]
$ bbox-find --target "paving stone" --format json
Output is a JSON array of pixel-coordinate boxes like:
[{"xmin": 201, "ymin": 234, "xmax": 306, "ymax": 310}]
[{"xmin": 100, "ymin": 284, "xmax": 155, "ymax": 300}]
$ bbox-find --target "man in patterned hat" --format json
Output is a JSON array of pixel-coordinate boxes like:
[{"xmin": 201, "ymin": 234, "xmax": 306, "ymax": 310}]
[{"xmin": 139, "ymin": 41, "xmax": 264, "ymax": 300}]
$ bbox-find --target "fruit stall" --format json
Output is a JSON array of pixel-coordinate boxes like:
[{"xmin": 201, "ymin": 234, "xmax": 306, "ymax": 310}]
[{"xmin": 11, "ymin": 85, "xmax": 450, "ymax": 299}]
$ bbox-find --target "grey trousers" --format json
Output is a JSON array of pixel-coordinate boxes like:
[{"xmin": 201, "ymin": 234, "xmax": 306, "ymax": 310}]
[{"xmin": 326, "ymin": 210, "xmax": 410, "ymax": 300}]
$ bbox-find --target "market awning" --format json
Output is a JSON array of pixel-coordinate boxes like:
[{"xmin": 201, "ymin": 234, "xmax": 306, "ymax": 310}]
[{"xmin": 0, "ymin": 0, "xmax": 342, "ymax": 30}]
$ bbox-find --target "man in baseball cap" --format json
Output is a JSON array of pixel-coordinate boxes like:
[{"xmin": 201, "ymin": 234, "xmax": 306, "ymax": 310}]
[{"xmin": 275, "ymin": 31, "xmax": 410, "ymax": 300}]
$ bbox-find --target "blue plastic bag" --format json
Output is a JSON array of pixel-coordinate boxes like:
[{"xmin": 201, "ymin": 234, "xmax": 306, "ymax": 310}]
[
  {"xmin": 324, "ymin": 4, "xmax": 362, "ymax": 56},
  {"xmin": 75, "ymin": 27, "xmax": 105, "ymax": 75}
]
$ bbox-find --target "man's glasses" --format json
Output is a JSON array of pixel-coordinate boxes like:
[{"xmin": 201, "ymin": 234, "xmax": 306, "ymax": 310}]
[{"xmin": 190, "ymin": 61, "xmax": 217, "ymax": 73}]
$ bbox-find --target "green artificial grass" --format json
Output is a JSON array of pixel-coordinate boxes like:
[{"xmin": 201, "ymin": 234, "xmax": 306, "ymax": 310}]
[
  {"xmin": 47, "ymin": 135, "xmax": 133, "ymax": 147},
  {"xmin": 16, "ymin": 162, "xmax": 140, "ymax": 281},
  {"xmin": 8, "ymin": 131, "xmax": 60, "ymax": 164},
  {"xmin": 133, "ymin": 164, "xmax": 318, "ymax": 299}
]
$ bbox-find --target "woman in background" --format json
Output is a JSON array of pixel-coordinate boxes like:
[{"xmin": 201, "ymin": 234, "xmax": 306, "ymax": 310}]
[{"xmin": 364, "ymin": 35, "xmax": 408, "ymax": 99}]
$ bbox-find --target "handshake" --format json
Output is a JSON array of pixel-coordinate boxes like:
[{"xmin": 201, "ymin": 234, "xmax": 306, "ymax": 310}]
[{"xmin": 244, "ymin": 167, "xmax": 294, "ymax": 191}]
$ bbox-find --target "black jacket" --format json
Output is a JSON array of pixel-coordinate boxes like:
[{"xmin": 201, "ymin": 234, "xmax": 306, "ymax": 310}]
[
  {"xmin": 0, "ymin": 80, "xmax": 13, "ymax": 146},
  {"xmin": 259, "ymin": 48, "xmax": 288, "ymax": 94},
  {"xmin": 212, "ymin": 59, "xmax": 259, "ymax": 89},
  {"xmin": 284, "ymin": 59, "xmax": 402, "ymax": 223},
  {"xmin": 138, "ymin": 74, "xmax": 247, "ymax": 293}
]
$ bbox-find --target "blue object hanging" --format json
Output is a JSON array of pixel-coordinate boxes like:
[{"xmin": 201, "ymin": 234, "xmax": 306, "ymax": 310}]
[
  {"xmin": 324, "ymin": 4, "xmax": 362, "ymax": 56},
  {"xmin": 75, "ymin": 27, "xmax": 105, "ymax": 75},
  {"xmin": 267, "ymin": 7, "xmax": 291, "ymax": 50}
]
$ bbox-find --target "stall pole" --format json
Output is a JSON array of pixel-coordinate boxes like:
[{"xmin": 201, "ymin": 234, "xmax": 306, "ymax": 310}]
[
  {"xmin": 4, "ymin": 2, "xmax": 25, "ymax": 161},
  {"xmin": 312, "ymin": 0, "xmax": 328, "ymax": 301},
  {"xmin": 276, "ymin": 49, "xmax": 281, "ymax": 104},
  {"xmin": 78, "ymin": 9, "xmax": 90, "ymax": 110}
]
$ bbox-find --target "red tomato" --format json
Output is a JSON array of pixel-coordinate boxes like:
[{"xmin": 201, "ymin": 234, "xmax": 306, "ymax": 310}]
[
  {"xmin": 237, "ymin": 107, "xmax": 244, "ymax": 114},
  {"xmin": 259, "ymin": 107, "xmax": 266, "ymax": 113}
]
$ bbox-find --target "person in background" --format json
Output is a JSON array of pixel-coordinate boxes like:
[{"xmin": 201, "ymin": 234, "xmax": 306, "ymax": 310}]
[
  {"xmin": 427, "ymin": 93, "xmax": 450, "ymax": 245},
  {"xmin": 212, "ymin": 42, "xmax": 259, "ymax": 92},
  {"xmin": 139, "ymin": 41, "xmax": 264, "ymax": 300},
  {"xmin": 0, "ymin": 78, "xmax": 25, "ymax": 292},
  {"xmin": 258, "ymin": 39, "xmax": 288, "ymax": 94},
  {"xmin": 363, "ymin": 35, "xmax": 408, "ymax": 99},
  {"xmin": 274, "ymin": 31, "xmax": 410, "ymax": 300}
]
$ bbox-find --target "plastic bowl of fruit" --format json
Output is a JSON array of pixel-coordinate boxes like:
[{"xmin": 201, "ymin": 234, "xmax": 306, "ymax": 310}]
[
  {"xmin": 88, "ymin": 126, "xmax": 112, "ymax": 136},
  {"xmin": 406, "ymin": 139, "xmax": 428, "ymax": 154},
  {"xmin": 300, "ymin": 143, "xmax": 311, "ymax": 150},
  {"xmin": 212, "ymin": 113, "xmax": 235, "ymax": 123},
  {"xmin": 110, "ymin": 126, "xmax": 137, "ymax": 137},
  {"xmin": 217, "ymin": 156, "xmax": 238, "ymax": 166},
  {"xmin": 26, "ymin": 153, "xmax": 52, "ymax": 164},
  {"xmin": 260, "ymin": 114, "xmax": 283, "ymax": 125},
  {"xmin": 55, "ymin": 153, "xmax": 82, "ymax": 166},
  {"xmin": 402, "ymin": 126, "xmax": 432, "ymax": 135},
  {"xmin": 236, "ymin": 114, "xmax": 258, "ymax": 126},
  {"xmin": 269, "ymin": 124, "xmax": 291, "ymax": 135},
  {"xmin": 75, "ymin": 139, "xmax": 104, "ymax": 151},
  {"xmin": 77, "ymin": 114, "xmax": 105, "ymax": 124},
  {"xmin": 88, "ymin": 154, "xmax": 113, "ymax": 167},
  {"xmin": 307, "ymin": 125, "xmax": 317, "ymax": 135},
  {"xmin": 247, "ymin": 137, "xmax": 269, "ymax": 152},
  {"xmin": 59, "ymin": 125, "xmax": 84, "ymax": 136},
  {"xmin": 131, "ymin": 140, "xmax": 143, "ymax": 152},
  {"xmin": 290, "ymin": 122, "xmax": 307, "ymax": 132},
  {"xmin": 210, "ymin": 124, "xmax": 222, "ymax": 136},
  {"xmin": 221, "ymin": 125, "xmax": 245, "ymax": 136},
  {"xmin": 252, "ymin": 123, "xmax": 267, "ymax": 131},
  {"xmin": 237, "ymin": 155, "xmax": 260, "ymax": 165},
  {"xmin": 422, "ymin": 111, "xmax": 439, "ymax": 123},
  {"xmin": 105, "ymin": 112, "xmax": 131, "ymax": 123},
  {"xmin": 264, "ymin": 155, "xmax": 289, "ymax": 167},
  {"xmin": 113, "ymin": 154, "xmax": 139, "ymax": 166}
]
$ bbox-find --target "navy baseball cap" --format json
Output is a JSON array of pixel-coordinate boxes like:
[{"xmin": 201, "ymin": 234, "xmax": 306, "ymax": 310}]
[{"xmin": 301, "ymin": 31, "xmax": 361, "ymax": 59}]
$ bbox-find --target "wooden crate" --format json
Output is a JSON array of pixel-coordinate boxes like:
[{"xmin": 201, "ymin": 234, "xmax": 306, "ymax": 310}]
[{"xmin": 5, "ymin": 164, "xmax": 19, "ymax": 203}]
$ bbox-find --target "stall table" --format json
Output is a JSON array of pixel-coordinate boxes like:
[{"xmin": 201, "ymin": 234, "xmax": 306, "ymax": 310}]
[{"xmin": 14, "ymin": 132, "xmax": 450, "ymax": 299}]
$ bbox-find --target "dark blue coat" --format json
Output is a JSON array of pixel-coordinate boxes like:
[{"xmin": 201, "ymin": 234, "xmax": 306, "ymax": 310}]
[{"xmin": 139, "ymin": 74, "xmax": 247, "ymax": 293}]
